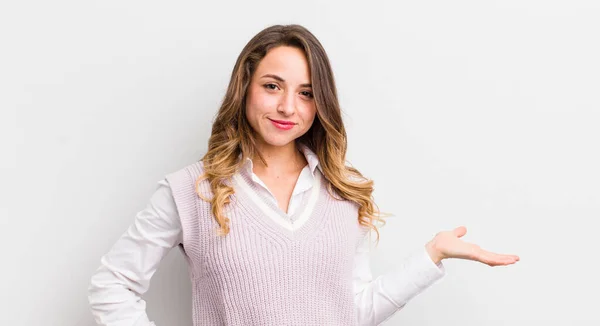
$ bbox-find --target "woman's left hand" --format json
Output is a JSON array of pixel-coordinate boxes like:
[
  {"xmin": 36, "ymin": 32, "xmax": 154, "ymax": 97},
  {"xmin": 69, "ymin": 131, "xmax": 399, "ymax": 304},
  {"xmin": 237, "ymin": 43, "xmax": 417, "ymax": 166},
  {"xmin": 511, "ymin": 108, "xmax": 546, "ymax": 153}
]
[{"xmin": 425, "ymin": 226, "xmax": 520, "ymax": 266}]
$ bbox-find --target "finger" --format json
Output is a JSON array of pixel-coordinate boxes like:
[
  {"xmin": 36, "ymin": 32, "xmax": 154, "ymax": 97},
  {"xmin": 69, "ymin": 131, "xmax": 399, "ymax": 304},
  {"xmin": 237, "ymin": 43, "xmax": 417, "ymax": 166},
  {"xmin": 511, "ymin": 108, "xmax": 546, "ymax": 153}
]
[
  {"xmin": 476, "ymin": 250, "xmax": 519, "ymax": 266},
  {"xmin": 484, "ymin": 251, "xmax": 520, "ymax": 262},
  {"xmin": 453, "ymin": 226, "xmax": 467, "ymax": 238}
]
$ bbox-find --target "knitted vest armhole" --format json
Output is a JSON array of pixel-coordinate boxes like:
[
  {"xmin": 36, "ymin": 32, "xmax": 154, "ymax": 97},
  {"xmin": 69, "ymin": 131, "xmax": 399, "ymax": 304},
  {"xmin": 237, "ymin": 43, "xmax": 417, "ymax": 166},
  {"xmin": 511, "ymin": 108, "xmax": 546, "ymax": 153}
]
[{"xmin": 165, "ymin": 162, "xmax": 204, "ymax": 261}]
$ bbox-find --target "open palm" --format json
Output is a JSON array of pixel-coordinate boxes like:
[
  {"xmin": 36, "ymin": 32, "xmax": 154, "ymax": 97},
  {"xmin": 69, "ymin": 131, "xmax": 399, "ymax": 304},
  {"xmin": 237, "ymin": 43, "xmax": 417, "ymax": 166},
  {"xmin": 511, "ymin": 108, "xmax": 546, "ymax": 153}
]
[{"xmin": 426, "ymin": 226, "xmax": 520, "ymax": 266}]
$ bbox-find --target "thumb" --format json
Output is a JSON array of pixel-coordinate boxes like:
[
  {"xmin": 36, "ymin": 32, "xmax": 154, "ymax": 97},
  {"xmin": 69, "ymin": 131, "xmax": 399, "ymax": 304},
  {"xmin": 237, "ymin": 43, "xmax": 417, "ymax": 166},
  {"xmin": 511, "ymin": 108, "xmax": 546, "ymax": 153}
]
[{"xmin": 453, "ymin": 226, "xmax": 467, "ymax": 238}]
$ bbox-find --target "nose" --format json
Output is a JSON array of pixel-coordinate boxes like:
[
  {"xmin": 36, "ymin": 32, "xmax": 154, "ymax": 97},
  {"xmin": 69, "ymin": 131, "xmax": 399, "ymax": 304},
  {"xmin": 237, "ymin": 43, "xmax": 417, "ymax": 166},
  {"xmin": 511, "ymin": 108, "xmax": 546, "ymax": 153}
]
[{"xmin": 277, "ymin": 91, "xmax": 295, "ymax": 116}]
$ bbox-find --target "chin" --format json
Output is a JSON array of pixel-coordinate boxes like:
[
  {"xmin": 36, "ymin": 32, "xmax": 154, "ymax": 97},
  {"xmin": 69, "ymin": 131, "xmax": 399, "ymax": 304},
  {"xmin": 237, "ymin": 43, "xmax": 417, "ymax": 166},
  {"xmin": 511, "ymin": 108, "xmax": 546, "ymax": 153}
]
[{"xmin": 261, "ymin": 135, "xmax": 296, "ymax": 147}]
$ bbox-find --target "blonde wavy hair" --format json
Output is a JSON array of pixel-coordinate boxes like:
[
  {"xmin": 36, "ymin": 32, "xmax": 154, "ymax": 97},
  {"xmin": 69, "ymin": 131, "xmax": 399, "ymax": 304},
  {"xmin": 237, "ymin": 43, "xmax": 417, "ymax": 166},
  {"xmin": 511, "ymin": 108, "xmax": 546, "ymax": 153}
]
[{"xmin": 196, "ymin": 24, "xmax": 389, "ymax": 242}]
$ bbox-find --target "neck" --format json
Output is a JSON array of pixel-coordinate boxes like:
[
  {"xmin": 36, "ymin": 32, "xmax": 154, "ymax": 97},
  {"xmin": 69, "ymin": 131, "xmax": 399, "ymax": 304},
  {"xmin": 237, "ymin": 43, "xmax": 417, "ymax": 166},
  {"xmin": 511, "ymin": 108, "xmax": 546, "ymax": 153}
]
[{"xmin": 252, "ymin": 140, "xmax": 307, "ymax": 176}]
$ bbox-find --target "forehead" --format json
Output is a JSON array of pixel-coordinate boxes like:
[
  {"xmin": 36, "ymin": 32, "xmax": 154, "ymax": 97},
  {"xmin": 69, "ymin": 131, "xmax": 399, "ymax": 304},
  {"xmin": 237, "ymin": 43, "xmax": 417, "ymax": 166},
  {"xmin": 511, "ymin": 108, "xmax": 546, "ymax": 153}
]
[{"xmin": 254, "ymin": 46, "xmax": 311, "ymax": 82}]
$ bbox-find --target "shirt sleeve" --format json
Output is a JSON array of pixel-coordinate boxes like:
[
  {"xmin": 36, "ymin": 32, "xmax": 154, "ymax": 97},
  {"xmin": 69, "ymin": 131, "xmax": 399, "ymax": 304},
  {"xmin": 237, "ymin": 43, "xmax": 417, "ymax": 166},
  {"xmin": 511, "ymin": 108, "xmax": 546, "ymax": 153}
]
[
  {"xmin": 353, "ymin": 232, "xmax": 446, "ymax": 325},
  {"xmin": 88, "ymin": 178, "xmax": 183, "ymax": 326}
]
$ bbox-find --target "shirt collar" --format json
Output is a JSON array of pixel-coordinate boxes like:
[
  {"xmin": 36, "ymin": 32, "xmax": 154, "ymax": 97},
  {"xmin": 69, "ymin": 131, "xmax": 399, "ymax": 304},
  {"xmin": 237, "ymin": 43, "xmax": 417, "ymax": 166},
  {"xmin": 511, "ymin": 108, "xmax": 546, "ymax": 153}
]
[{"xmin": 298, "ymin": 142, "xmax": 322, "ymax": 176}]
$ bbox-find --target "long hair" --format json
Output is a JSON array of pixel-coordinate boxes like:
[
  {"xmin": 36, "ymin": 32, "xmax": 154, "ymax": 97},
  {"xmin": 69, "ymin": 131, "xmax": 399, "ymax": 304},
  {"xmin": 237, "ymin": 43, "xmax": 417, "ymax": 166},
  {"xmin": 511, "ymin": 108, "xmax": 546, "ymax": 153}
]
[{"xmin": 196, "ymin": 24, "xmax": 388, "ymax": 242}]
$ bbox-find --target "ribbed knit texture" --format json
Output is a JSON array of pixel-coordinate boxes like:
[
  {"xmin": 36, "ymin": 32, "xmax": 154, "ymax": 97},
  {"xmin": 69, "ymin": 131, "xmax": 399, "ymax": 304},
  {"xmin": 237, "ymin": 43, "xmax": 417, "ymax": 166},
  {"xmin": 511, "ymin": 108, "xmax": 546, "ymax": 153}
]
[{"xmin": 165, "ymin": 161, "xmax": 370, "ymax": 326}]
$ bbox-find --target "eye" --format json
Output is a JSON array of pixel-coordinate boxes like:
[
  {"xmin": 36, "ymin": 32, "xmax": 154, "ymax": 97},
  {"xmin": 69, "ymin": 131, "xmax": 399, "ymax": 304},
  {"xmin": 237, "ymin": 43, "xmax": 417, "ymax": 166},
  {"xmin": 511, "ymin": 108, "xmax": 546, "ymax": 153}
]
[
  {"xmin": 301, "ymin": 91, "xmax": 313, "ymax": 98},
  {"xmin": 264, "ymin": 83, "xmax": 279, "ymax": 90}
]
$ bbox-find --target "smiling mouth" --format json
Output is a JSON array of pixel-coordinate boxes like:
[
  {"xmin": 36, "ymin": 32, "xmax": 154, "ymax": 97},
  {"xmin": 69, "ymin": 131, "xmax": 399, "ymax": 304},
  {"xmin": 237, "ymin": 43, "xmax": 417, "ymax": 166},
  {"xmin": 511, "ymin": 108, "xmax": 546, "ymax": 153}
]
[
  {"xmin": 269, "ymin": 119, "xmax": 296, "ymax": 130},
  {"xmin": 268, "ymin": 118, "xmax": 296, "ymax": 125}
]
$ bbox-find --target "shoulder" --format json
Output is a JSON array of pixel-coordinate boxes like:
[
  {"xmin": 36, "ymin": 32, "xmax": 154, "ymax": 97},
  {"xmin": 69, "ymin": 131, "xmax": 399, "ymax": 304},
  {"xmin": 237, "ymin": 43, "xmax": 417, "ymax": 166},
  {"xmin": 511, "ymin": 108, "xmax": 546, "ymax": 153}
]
[
  {"xmin": 164, "ymin": 160, "xmax": 207, "ymax": 196},
  {"xmin": 166, "ymin": 161, "xmax": 204, "ymax": 181}
]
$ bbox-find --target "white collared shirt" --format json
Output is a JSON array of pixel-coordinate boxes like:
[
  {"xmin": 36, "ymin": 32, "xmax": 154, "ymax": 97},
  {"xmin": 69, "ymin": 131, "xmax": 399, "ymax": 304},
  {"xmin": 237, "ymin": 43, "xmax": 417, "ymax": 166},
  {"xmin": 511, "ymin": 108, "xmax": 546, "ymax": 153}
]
[{"xmin": 88, "ymin": 144, "xmax": 446, "ymax": 326}]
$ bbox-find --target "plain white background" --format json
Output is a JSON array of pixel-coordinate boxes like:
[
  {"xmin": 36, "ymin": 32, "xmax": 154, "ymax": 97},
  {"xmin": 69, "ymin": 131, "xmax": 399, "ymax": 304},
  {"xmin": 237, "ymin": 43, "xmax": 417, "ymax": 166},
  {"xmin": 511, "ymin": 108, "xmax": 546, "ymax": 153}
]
[{"xmin": 2, "ymin": 0, "xmax": 599, "ymax": 325}]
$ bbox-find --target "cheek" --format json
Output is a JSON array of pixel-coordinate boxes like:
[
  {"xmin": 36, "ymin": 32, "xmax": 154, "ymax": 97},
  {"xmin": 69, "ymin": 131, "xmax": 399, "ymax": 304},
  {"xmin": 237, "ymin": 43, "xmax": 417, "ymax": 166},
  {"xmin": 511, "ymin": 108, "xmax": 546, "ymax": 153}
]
[
  {"xmin": 301, "ymin": 105, "xmax": 317, "ymax": 125},
  {"xmin": 247, "ymin": 88, "xmax": 278, "ymax": 115},
  {"xmin": 245, "ymin": 88, "xmax": 264, "ymax": 128}
]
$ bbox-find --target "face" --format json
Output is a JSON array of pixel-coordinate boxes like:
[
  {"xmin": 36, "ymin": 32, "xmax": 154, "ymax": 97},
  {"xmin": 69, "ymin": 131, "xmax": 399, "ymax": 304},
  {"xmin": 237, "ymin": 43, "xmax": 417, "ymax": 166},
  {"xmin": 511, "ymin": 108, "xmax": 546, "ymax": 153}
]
[{"xmin": 245, "ymin": 45, "xmax": 317, "ymax": 149}]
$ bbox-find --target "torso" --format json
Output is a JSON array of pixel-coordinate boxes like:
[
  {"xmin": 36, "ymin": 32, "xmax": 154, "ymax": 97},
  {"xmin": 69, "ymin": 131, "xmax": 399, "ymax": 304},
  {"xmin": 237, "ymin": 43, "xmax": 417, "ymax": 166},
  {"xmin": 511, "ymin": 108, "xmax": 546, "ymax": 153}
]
[{"xmin": 166, "ymin": 159, "xmax": 367, "ymax": 325}]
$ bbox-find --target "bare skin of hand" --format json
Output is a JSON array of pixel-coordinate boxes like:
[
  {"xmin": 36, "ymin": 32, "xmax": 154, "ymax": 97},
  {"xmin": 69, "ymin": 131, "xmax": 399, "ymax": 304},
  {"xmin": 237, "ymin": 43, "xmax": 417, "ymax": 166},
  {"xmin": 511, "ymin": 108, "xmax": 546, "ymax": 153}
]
[{"xmin": 425, "ymin": 226, "xmax": 520, "ymax": 266}]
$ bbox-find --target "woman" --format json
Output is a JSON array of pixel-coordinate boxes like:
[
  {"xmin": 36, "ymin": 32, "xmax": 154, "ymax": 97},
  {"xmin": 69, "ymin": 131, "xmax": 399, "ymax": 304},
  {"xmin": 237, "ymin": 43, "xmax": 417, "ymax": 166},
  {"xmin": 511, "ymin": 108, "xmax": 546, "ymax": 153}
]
[{"xmin": 88, "ymin": 24, "xmax": 519, "ymax": 326}]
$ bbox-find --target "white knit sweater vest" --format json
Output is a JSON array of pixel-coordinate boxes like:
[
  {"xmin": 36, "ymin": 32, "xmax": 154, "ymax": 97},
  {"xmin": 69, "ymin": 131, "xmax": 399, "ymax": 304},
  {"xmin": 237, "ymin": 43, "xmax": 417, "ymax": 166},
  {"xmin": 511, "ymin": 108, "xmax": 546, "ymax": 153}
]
[{"xmin": 165, "ymin": 161, "xmax": 369, "ymax": 325}]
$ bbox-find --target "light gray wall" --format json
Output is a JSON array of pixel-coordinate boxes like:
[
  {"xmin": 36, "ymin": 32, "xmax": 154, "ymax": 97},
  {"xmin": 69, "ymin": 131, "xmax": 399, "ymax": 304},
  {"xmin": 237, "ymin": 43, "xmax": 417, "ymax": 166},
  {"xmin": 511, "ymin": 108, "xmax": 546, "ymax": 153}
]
[{"xmin": 2, "ymin": 0, "xmax": 599, "ymax": 325}]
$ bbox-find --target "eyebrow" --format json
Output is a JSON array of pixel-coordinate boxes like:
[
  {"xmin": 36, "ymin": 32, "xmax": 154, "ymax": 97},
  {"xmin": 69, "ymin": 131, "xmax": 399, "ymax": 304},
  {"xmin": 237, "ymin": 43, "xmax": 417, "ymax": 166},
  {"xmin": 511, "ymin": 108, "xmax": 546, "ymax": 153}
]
[{"xmin": 260, "ymin": 74, "xmax": 312, "ymax": 88}]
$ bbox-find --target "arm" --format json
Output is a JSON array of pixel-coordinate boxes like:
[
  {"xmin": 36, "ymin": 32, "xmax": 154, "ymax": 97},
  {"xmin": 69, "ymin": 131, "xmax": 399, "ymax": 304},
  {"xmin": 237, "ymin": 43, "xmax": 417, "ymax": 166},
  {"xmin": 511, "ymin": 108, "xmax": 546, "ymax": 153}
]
[
  {"xmin": 88, "ymin": 179, "xmax": 182, "ymax": 326},
  {"xmin": 353, "ymin": 225, "xmax": 521, "ymax": 325},
  {"xmin": 353, "ymin": 232, "xmax": 446, "ymax": 326}
]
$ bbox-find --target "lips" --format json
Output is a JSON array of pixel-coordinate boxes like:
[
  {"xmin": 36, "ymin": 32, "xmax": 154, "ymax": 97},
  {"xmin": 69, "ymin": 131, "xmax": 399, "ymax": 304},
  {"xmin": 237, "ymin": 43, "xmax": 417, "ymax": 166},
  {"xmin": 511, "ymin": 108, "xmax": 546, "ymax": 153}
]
[
  {"xmin": 269, "ymin": 118, "xmax": 296, "ymax": 125},
  {"xmin": 269, "ymin": 118, "xmax": 296, "ymax": 130}
]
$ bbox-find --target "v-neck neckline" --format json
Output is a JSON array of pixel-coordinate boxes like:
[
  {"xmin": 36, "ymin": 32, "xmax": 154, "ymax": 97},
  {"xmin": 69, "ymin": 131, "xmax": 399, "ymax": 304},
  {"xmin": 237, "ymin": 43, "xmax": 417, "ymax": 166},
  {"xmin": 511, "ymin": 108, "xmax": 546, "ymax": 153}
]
[
  {"xmin": 249, "ymin": 163, "xmax": 312, "ymax": 215},
  {"xmin": 230, "ymin": 169, "xmax": 329, "ymax": 240}
]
